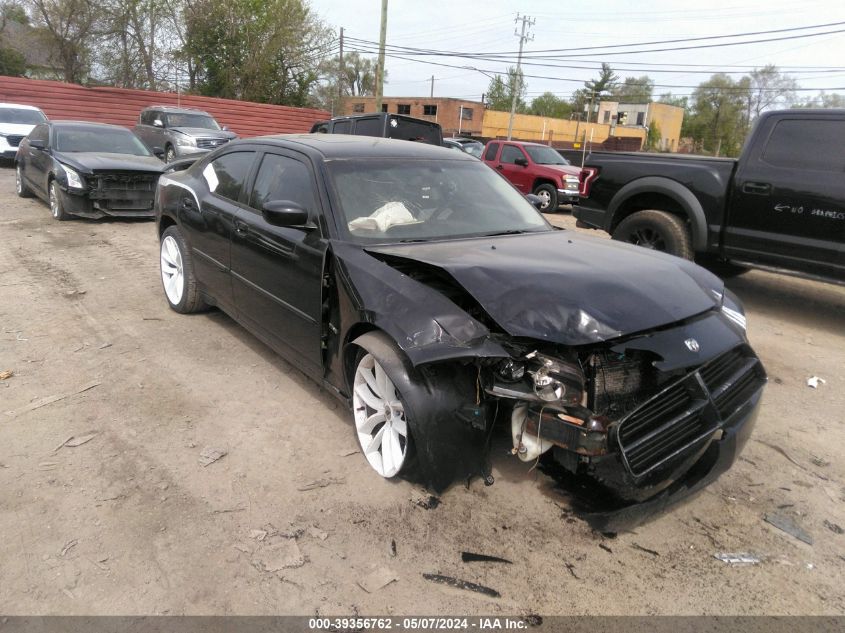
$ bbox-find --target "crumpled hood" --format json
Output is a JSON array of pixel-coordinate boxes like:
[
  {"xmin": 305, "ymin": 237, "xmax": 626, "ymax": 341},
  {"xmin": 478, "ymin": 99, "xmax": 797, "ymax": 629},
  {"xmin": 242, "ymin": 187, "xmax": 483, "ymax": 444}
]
[
  {"xmin": 365, "ymin": 230, "xmax": 724, "ymax": 346},
  {"xmin": 55, "ymin": 152, "xmax": 165, "ymax": 173},
  {"xmin": 170, "ymin": 127, "xmax": 237, "ymax": 140}
]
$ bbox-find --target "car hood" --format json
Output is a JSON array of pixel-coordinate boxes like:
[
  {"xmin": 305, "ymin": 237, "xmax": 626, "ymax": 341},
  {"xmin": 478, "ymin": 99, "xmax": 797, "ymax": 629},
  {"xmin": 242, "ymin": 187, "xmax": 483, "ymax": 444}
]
[
  {"xmin": 538, "ymin": 164, "xmax": 581, "ymax": 178},
  {"xmin": 0, "ymin": 123, "xmax": 37, "ymax": 136},
  {"xmin": 54, "ymin": 152, "xmax": 165, "ymax": 173},
  {"xmin": 170, "ymin": 127, "xmax": 237, "ymax": 139},
  {"xmin": 365, "ymin": 230, "xmax": 724, "ymax": 346}
]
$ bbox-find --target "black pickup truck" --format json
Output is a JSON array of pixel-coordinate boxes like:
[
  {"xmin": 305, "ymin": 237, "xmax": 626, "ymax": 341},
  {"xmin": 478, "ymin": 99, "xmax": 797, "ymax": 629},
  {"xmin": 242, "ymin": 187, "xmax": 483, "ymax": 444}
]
[{"xmin": 574, "ymin": 109, "xmax": 845, "ymax": 284}]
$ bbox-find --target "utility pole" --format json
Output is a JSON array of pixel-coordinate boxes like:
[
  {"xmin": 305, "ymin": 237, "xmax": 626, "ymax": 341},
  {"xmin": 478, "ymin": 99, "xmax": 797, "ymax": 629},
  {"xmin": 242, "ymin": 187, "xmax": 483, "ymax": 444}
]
[
  {"xmin": 375, "ymin": 0, "xmax": 388, "ymax": 113},
  {"xmin": 430, "ymin": 75, "xmax": 434, "ymax": 98},
  {"xmin": 338, "ymin": 27, "xmax": 344, "ymax": 114},
  {"xmin": 507, "ymin": 13, "xmax": 534, "ymax": 140}
]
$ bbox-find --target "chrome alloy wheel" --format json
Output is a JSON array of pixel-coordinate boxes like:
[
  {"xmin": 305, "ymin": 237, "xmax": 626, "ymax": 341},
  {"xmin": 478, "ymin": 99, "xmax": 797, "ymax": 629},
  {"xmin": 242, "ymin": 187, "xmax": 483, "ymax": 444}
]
[
  {"xmin": 353, "ymin": 353, "xmax": 409, "ymax": 478},
  {"xmin": 49, "ymin": 181, "xmax": 60, "ymax": 218},
  {"xmin": 160, "ymin": 235, "xmax": 185, "ymax": 305},
  {"xmin": 536, "ymin": 188, "xmax": 551, "ymax": 209}
]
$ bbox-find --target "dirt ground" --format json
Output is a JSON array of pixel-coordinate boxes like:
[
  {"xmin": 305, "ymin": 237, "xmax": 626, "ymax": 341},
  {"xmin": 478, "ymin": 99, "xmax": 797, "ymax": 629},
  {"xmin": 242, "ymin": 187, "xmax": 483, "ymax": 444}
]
[{"xmin": 1, "ymin": 168, "xmax": 844, "ymax": 616}]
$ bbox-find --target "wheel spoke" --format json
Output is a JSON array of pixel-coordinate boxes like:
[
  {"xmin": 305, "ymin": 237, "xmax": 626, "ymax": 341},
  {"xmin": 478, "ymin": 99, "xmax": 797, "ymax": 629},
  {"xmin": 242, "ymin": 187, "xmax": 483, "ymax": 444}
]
[
  {"xmin": 365, "ymin": 425, "xmax": 386, "ymax": 455},
  {"xmin": 391, "ymin": 414, "xmax": 407, "ymax": 438},
  {"xmin": 360, "ymin": 364, "xmax": 381, "ymax": 398},
  {"xmin": 381, "ymin": 426, "xmax": 394, "ymax": 474},
  {"xmin": 374, "ymin": 363, "xmax": 394, "ymax": 401},
  {"xmin": 359, "ymin": 411, "xmax": 385, "ymax": 434},
  {"xmin": 354, "ymin": 379, "xmax": 382, "ymax": 411},
  {"xmin": 166, "ymin": 239, "xmax": 180, "ymax": 265},
  {"xmin": 388, "ymin": 426, "xmax": 404, "ymax": 468}
]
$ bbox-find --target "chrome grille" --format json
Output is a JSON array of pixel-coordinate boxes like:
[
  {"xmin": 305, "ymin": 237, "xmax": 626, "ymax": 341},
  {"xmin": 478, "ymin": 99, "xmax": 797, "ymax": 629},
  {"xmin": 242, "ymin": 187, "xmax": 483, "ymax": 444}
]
[
  {"xmin": 196, "ymin": 138, "xmax": 228, "ymax": 150},
  {"xmin": 617, "ymin": 346, "xmax": 765, "ymax": 478},
  {"xmin": 6, "ymin": 135, "xmax": 24, "ymax": 147}
]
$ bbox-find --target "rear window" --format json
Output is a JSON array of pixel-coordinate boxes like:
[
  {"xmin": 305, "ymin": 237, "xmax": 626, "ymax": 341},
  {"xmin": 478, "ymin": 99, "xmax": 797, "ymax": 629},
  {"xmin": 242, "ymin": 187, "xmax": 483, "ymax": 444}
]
[
  {"xmin": 762, "ymin": 118, "xmax": 845, "ymax": 172},
  {"xmin": 353, "ymin": 118, "xmax": 383, "ymax": 137},
  {"xmin": 386, "ymin": 118, "xmax": 441, "ymax": 145}
]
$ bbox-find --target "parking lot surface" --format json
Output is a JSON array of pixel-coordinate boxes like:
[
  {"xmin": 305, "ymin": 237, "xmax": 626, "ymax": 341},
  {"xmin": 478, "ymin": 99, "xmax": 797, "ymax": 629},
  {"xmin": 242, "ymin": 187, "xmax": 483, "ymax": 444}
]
[{"xmin": 1, "ymin": 168, "xmax": 844, "ymax": 615}]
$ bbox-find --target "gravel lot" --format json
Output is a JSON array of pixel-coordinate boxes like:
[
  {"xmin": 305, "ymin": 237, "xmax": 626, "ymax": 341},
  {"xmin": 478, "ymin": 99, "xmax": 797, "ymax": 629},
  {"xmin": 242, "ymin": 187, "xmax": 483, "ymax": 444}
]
[{"xmin": 1, "ymin": 167, "xmax": 844, "ymax": 616}]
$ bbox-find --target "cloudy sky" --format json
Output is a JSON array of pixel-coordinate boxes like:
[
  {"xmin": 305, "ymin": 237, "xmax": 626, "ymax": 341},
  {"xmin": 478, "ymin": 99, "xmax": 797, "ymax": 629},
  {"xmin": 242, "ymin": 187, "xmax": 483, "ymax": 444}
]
[{"xmin": 308, "ymin": 0, "xmax": 845, "ymax": 103}]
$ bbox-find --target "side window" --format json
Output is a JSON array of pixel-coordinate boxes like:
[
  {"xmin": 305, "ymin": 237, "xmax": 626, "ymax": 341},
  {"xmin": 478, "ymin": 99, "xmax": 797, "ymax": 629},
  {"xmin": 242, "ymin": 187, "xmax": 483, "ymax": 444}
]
[
  {"xmin": 248, "ymin": 154, "xmax": 315, "ymax": 215},
  {"xmin": 484, "ymin": 142, "xmax": 499, "ymax": 161},
  {"xmin": 139, "ymin": 110, "xmax": 149, "ymax": 125},
  {"xmin": 354, "ymin": 117, "xmax": 382, "ymax": 137},
  {"xmin": 500, "ymin": 145, "xmax": 526, "ymax": 164},
  {"xmin": 204, "ymin": 151, "xmax": 256, "ymax": 203},
  {"xmin": 333, "ymin": 120, "xmax": 351, "ymax": 134},
  {"xmin": 762, "ymin": 119, "xmax": 845, "ymax": 172}
]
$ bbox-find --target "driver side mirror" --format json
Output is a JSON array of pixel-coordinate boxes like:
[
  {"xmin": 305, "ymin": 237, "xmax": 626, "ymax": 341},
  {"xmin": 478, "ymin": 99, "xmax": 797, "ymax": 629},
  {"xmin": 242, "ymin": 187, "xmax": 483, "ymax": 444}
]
[
  {"xmin": 262, "ymin": 200, "xmax": 310, "ymax": 227},
  {"xmin": 29, "ymin": 139, "xmax": 47, "ymax": 151},
  {"xmin": 526, "ymin": 194, "xmax": 543, "ymax": 209},
  {"xmin": 221, "ymin": 125, "xmax": 229, "ymax": 131},
  {"xmin": 153, "ymin": 119, "xmax": 164, "ymax": 128},
  {"xmin": 514, "ymin": 156, "xmax": 529, "ymax": 167}
]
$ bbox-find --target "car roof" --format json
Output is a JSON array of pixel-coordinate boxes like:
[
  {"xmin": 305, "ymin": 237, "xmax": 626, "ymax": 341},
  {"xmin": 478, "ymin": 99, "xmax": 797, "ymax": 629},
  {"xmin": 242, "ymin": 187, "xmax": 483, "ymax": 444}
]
[
  {"xmin": 0, "ymin": 103, "xmax": 44, "ymax": 111},
  {"xmin": 241, "ymin": 134, "xmax": 477, "ymax": 161}
]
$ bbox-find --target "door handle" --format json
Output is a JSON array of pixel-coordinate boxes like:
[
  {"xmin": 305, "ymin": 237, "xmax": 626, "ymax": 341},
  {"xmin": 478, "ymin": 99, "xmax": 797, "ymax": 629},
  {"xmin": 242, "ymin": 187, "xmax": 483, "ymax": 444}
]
[
  {"xmin": 234, "ymin": 219, "xmax": 249, "ymax": 235},
  {"xmin": 742, "ymin": 182, "xmax": 771, "ymax": 195}
]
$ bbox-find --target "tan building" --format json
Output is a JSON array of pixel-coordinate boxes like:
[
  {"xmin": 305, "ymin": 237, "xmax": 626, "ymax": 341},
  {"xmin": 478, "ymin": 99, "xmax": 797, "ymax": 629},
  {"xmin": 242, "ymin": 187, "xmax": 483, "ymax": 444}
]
[
  {"xmin": 482, "ymin": 109, "xmax": 647, "ymax": 149},
  {"xmin": 342, "ymin": 97, "xmax": 484, "ymax": 136},
  {"xmin": 596, "ymin": 101, "xmax": 684, "ymax": 152}
]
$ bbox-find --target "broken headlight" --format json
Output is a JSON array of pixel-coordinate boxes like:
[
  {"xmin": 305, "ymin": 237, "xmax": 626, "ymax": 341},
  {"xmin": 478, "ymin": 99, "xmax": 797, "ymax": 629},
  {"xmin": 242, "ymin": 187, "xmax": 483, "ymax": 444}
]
[{"xmin": 526, "ymin": 353, "xmax": 584, "ymax": 404}]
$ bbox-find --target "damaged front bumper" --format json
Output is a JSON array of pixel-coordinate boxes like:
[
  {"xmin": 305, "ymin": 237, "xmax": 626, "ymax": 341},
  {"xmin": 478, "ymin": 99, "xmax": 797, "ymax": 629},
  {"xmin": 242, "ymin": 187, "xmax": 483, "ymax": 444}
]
[{"xmin": 59, "ymin": 186, "xmax": 156, "ymax": 219}]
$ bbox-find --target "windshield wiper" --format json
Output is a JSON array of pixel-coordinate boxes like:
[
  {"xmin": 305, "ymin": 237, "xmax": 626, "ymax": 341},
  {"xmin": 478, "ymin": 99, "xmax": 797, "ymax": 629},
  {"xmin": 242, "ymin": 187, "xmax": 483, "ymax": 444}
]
[{"xmin": 481, "ymin": 229, "xmax": 531, "ymax": 237}]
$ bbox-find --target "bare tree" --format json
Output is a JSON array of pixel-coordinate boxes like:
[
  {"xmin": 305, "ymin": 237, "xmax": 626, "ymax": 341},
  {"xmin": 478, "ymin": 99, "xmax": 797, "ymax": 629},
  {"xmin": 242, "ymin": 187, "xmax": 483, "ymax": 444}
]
[{"xmin": 26, "ymin": 0, "xmax": 100, "ymax": 83}]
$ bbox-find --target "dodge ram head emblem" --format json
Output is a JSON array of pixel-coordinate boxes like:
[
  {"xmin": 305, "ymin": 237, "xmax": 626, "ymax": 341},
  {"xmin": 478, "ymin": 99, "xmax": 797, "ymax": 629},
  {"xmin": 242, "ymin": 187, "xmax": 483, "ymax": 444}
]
[{"xmin": 685, "ymin": 338, "xmax": 700, "ymax": 353}]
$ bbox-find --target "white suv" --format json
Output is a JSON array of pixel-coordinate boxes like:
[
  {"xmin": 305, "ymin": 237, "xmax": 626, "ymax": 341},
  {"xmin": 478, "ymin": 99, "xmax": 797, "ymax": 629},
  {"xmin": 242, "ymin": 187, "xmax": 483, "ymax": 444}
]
[{"xmin": 1, "ymin": 103, "xmax": 47, "ymax": 161}]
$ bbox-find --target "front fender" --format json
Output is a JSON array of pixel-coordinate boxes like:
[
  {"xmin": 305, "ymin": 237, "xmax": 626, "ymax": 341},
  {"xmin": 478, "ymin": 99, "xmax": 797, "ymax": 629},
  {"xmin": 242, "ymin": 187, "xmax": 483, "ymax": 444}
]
[{"xmin": 609, "ymin": 176, "xmax": 708, "ymax": 251}]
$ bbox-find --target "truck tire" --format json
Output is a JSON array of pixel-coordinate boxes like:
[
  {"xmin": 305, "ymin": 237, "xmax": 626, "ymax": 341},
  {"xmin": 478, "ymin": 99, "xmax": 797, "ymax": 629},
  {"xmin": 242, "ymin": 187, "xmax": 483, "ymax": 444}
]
[
  {"xmin": 533, "ymin": 183, "xmax": 558, "ymax": 212},
  {"xmin": 612, "ymin": 210, "xmax": 693, "ymax": 260}
]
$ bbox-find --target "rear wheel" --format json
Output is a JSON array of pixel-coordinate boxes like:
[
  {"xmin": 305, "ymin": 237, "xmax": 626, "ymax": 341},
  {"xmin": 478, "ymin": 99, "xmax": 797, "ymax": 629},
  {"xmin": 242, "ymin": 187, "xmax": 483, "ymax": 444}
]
[
  {"xmin": 533, "ymin": 183, "xmax": 558, "ymax": 212},
  {"xmin": 49, "ymin": 180, "xmax": 72, "ymax": 221},
  {"xmin": 15, "ymin": 164, "xmax": 32, "ymax": 198},
  {"xmin": 351, "ymin": 333, "xmax": 418, "ymax": 480},
  {"xmin": 612, "ymin": 209, "xmax": 693, "ymax": 259}
]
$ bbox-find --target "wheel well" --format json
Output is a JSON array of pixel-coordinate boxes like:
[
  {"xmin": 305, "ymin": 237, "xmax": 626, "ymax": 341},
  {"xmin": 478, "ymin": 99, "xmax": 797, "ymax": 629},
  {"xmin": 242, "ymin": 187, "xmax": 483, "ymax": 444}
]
[
  {"xmin": 158, "ymin": 214, "xmax": 177, "ymax": 238},
  {"xmin": 610, "ymin": 193, "xmax": 687, "ymax": 232},
  {"xmin": 532, "ymin": 178, "xmax": 556, "ymax": 192},
  {"xmin": 342, "ymin": 323, "xmax": 381, "ymax": 392}
]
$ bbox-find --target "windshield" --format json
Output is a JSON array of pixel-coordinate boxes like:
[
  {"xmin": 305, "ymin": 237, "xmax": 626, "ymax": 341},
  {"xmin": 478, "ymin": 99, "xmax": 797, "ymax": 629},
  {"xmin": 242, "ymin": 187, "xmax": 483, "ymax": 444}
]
[
  {"xmin": 0, "ymin": 108, "xmax": 46, "ymax": 125},
  {"xmin": 328, "ymin": 159, "xmax": 551, "ymax": 243},
  {"xmin": 55, "ymin": 127, "xmax": 152, "ymax": 156},
  {"xmin": 166, "ymin": 113, "xmax": 220, "ymax": 130},
  {"xmin": 525, "ymin": 145, "xmax": 570, "ymax": 165}
]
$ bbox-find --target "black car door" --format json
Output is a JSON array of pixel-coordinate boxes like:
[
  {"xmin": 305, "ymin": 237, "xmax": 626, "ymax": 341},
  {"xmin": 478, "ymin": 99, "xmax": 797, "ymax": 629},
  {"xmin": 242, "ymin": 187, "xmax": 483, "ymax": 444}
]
[
  {"xmin": 179, "ymin": 149, "xmax": 258, "ymax": 310},
  {"xmin": 23, "ymin": 123, "xmax": 51, "ymax": 196},
  {"xmin": 230, "ymin": 149, "xmax": 326, "ymax": 374},
  {"xmin": 725, "ymin": 113, "xmax": 845, "ymax": 280}
]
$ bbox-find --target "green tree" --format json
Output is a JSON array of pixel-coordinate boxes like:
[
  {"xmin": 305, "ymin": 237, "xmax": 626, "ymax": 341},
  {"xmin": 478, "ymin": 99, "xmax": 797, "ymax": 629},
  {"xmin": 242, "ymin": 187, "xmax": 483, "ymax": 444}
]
[
  {"xmin": 572, "ymin": 63, "xmax": 618, "ymax": 121},
  {"xmin": 485, "ymin": 66, "xmax": 526, "ymax": 113},
  {"xmin": 740, "ymin": 65, "xmax": 797, "ymax": 134},
  {"xmin": 610, "ymin": 75, "xmax": 654, "ymax": 104},
  {"xmin": 310, "ymin": 50, "xmax": 382, "ymax": 112},
  {"xmin": 646, "ymin": 120, "xmax": 661, "ymax": 150},
  {"xmin": 658, "ymin": 92, "xmax": 688, "ymax": 109},
  {"xmin": 529, "ymin": 91, "xmax": 572, "ymax": 119},
  {"xmin": 792, "ymin": 91, "xmax": 845, "ymax": 108},
  {"xmin": 1, "ymin": 0, "xmax": 28, "ymax": 76},
  {"xmin": 686, "ymin": 73, "xmax": 747, "ymax": 156},
  {"xmin": 183, "ymin": 0, "xmax": 333, "ymax": 106},
  {"xmin": 26, "ymin": 0, "xmax": 101, "ymax": 83}
]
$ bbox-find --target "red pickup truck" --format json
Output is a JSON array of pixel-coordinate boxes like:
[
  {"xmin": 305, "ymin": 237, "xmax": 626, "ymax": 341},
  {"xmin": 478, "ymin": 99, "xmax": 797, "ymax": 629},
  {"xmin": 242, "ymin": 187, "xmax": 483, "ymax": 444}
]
[{"xmin": 481, "ymin": 140, "xmax": 581, "ymax": 211}]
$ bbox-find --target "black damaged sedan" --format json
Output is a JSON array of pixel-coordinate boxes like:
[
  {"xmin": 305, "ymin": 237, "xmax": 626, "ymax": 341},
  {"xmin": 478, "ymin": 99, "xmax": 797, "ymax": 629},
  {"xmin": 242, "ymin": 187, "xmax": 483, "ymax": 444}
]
[
  {"xmin": 16, "ymin": 121, "xmax": 165, "ymax": 220},
  {"xmin": 155, "ymin": 135, "xmax": 765, "ymax": 512}
]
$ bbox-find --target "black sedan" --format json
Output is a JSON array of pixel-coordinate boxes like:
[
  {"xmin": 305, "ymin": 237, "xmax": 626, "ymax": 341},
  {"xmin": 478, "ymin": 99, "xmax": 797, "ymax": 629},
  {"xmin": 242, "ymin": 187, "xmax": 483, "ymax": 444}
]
[
  {"xmin": 155, "ymin": 135, "xmax": 765, "ymax": 510},
  {"xmin": 15, "ymin": 121, "xmax": 165, "ymax": 220}
]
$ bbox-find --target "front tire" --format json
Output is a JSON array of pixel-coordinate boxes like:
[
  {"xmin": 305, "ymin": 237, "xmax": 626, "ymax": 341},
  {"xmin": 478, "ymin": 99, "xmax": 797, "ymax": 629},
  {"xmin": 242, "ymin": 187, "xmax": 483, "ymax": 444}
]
[
  {"xmin": 351, "ymin": 333, "xmax": 418, "ymax": 480},
  {"xmin": 49, "ymin": 180, "xmax": 72, "ymax": 221},
  {"xmin": 16, "ymin": 164, "xmax": 33, "ymax": 198},
  {"xmin": 612, "ymin": 209, "xmax": 693, "ymax": 259},
  {"xmin": 165, "ymin": 145, "xmax": 176, "ymax": 163},
  {"xmin": 160, "ymin": 226, "xmax": 207, "ymax": 313},
  {"xmin": 533, "ymin": 183, "xmax": 558, "ymax": 212}
]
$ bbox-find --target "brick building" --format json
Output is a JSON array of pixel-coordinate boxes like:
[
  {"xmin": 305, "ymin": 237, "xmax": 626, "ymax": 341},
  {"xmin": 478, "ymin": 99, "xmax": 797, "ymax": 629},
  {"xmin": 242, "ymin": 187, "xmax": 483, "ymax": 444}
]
[{"xmin": 342, "ymin": 97, "xmax": 484, "ymax": 137}]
